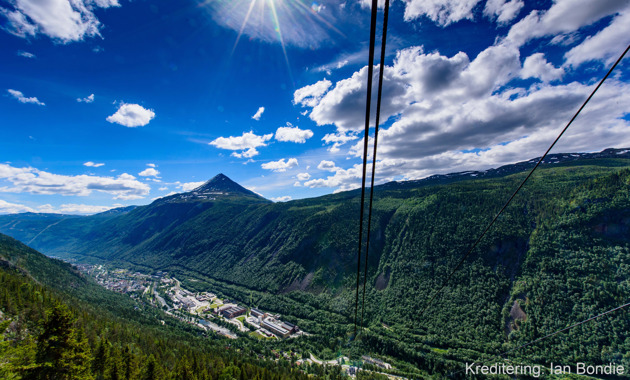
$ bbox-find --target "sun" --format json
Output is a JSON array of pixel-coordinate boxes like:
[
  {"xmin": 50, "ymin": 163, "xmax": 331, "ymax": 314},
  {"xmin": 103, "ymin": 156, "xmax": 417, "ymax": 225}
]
[{"xmin": 200, "ymin": 0, "xmax": 344, "ymax": 50}]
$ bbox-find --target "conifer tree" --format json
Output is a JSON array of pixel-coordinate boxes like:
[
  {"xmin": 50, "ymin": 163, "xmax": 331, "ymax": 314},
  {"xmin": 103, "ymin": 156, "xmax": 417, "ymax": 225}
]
[{"xmin": 24, "ymin": 303, "xmax": 93, "ymax": 380}]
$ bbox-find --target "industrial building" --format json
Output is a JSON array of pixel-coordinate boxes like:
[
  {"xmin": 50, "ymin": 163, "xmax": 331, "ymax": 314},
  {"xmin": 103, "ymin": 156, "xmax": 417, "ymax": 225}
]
[
  {"xmin": 220, "ymin": 305, "xmax": 246, "ymax": 319},
  {"xmin": 261, "ymin": 319, "xmax": 290, "ymax": 338},
  {"xmin": 251, "ymin": 308, "xmax": 265, "ymax": 319}
]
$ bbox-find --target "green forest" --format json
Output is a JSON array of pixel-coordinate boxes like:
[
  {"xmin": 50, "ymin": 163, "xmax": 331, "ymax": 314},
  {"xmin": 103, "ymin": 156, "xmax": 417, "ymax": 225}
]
[
  {"xmin": 1, "ymin": 156, "xmax": 630, "ymax": 378},
  {"xmin": 0, "ymin": 235, "xmax": 354, "ymax": 379}
]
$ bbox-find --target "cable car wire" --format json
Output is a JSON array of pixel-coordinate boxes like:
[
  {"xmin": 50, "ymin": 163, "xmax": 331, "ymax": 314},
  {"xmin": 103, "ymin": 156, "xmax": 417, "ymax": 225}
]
[
  {"xmin": 354, "ymin": 0, "xmax": 380, "ymax": 336},
  {"xmin": 361, "ymin": 0, "xmax": 390, "ymax": 332}
]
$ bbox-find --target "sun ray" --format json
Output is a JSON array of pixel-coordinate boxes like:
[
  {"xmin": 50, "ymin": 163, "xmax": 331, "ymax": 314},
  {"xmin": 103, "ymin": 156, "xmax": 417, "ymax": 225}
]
[
  {"xmin": 268, "ymin": 0, "xmax": 294, "ymax": 87},
  {"xmin": 231, "ymin": 0, "xmax": 258, "ymax": 55},
  {"xmin": 291, "ymin": 0, "xmax": 346, "ymax": 39}
]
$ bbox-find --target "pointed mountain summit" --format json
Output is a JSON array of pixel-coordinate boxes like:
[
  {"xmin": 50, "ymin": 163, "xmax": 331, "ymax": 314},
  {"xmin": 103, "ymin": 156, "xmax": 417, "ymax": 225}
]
[{"xmin": 158, "ymin": 173, "xmax": 268, "ymax": 204}]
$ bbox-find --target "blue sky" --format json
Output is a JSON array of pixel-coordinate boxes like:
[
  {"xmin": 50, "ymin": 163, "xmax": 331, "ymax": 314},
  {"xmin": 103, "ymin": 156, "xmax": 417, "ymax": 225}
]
[{"xmin": 1, "ymin": 0, "xmax": 629, "ymax": 214}]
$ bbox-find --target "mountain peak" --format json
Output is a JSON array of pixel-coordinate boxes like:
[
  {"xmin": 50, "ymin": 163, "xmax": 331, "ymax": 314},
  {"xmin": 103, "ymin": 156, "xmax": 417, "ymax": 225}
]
[
  {"xmin": 192, "ymin": 173, "xmax": 233, "ymax": 192},
  {"xmin": 157, "ymin": 174, "xmax": 268, "ymax": 204}
]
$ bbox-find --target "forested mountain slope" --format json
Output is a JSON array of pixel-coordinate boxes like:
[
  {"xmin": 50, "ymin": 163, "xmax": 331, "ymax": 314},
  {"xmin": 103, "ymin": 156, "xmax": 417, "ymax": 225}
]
[
  {"xmin": 0, "ymin": 234, "xmax": 325, "ymax": 379},
  {"xmin": 1, "ymin": 150, "xmax": 630, "ymax": 374}
]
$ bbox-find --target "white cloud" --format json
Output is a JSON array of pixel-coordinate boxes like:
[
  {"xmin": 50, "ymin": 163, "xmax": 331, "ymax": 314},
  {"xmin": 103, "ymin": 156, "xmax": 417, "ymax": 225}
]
[
  {"xmin": 147, "ymin": 163, "xmax": 156, "ymax": 168},
  {"xmin": 35, "ymin": 203, "xmax": 118, "ymax": 215},
  {"xmin": 17, "ymin": 50, "xmax": 35, "ymax": 58},
  {"xmin": 106, "ymin": 103, "xmax": 155, "ymax": 127},
  {"xmin": 275, "ymin": 123, "xmax": 313, "ymax": 143},
  {"xmin": 564, "ymin": 10, "xmax": 630, "ymax": 67},
  {"xmin": 260, "ymin": 158, "xmax": 298, "ymax": 172},
  {"xmin": 138, "ymin": 168, "xmax": 160, "ymax": 177},
  {"xmin": 261, "ymin": 158, "xmax": 299, "ymax": 172},
  {"xmin": 0, "ymin": 199, "xmax": 35, "ymax": 214},
  {"xmin": 322, "ymin": 131, "xmax": 359, "ymax": 152},
  {"xmin": 550, "ymin": 32, "xmax": 580, "ymax": 46},
  {"xmin": 271, "ymin": 195, "xmax": 292, "ymax": 202},
  {"xmin": 358, "ymin": 0, "xmax": 387, "ymax": 9},
  {"xmin": 177, "ymin": 181, "xmax": 205, "ymax": 192},
  {"xmin": 209, "ymin": 131, "xmax": 273, "ymax": 158},
  {"xmin": 304, "ymin": 44, "xmax": 522, "ymax": 133},
  {"xmin": 0, "ymin": 0, "xmax": 120, "ymax": 43},
  {"xmin": 83, "ymin": 161, "xmax": 104, "ymax": 167},
  {"xmin": 483, "ymin": 0, "xmax": 523, "ymax": 24},
  {"xmin": 297, "ymin": 172, "xmax": 311, "ymax": 181},
  {"xmin": 158, "ymin": 186, "xmax": 168, "ymax": 191},
  {"xmin": 505, "ymin": 0, "xmax": 629, "ymax": 48},
  {"xmin": 252, "ymin": 106, "xmax": 265, "ymax": 120},
  {"xmin": 52, "ymin": 203, "xmax": 114, "ymax": 215},
  {"xmin": 0, "ymin": 163, "xmax": 150, "ymax": 200},
  {"xmin": 401, "ymin": 0, "xmax": 482, "ymax": 26},
  {"xmin": 7, "ymin": 89, "xmax": 44, "ymax": 105},
  {"xmin": 293, "ymin": 79, "xmax": 332, "ymax": 107},
  {"xmin": 306, "ymin": 61, "xmax": 416, "ymax": 132},
  {"xmin": 295, "ymin": 32, "xmax": 630, "ymax": 193},
  {"xmin": 304, "ymin": 162, "xmax": 370, "ymax": 192},
  {"xmin": 317, "ymin": 160, "xmax": 339, "ymax": 172},
  {"xmin": 520, "ymin": 53, "xmax": 564, "ymax": 82},
  {"xmin": 77, "ymin": 93, "xmax": 94, "ymax": 103}
]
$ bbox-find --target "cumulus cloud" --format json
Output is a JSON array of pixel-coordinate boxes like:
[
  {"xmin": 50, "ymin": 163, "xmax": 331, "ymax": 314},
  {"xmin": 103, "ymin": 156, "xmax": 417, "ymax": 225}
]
[
  {"xmin": 138, "ymin": 168, "xmax": 160, "ymax": 177},
  {"xmin": 505, "ymin": 0, "xmax": 629, "ymax": 48},
  {"xmin": 261, "ymin": 158, "xmax": 299, "ymax": 172},
  {"xmin": 296, "ymin": 29, "xmax": 630, "ymax": 193},
  {"xmin": 77, "ymin": 93, "xmax": 94, "ymax": 103},
  {"xmin": 252, "ymin": 106, "xmax": 265, "ymax": 120},
  {"xmin": 322, "ymin": 131, "xmax": 359, "ymax": 152},
  {"xmin": 520, "ymin": 53, "xmax": 564, "ymax": 82},
  {"xmin": 296, "ymin": 172, "xmax": 311, "ymax": 181},
  {"xmin": 7, "ymin": 89, "xmax": 44, "ymax": 105},
  {"xmin": 209, "ymin": 131, "xmax": 273, "ymax": 158},
  {"xmin": 317, "ymin": 160, "xmax": 339, "ymax": 172},
  {"xmin": 17, "ymin": 50, "xmax": 35, "ymax": 58},
  {"xmin": 0, "ymin": 163, "xmax": 150, "ymax": 200},
  {"xmin": 177, "ymin": 181, "xmax": 205, "ymax": 192},
  {"xmin": 106, "ymin": 103, "xmax": 155, "ymax": 127},
  {"xmin": 0, "ymin": 0, "xmax": 120, "ymax": 43},
  {"xmin": 83, "ymin": 161, "xmax": 104, "ymax": 167},
  {"xmin": 306, "ymin": 65, "xmax": 409, "ymax": 132},
  {"xmin": 564, "ymin": 10, "xmax": 630, "ymax": 67},
  {"xmin": 401, "ymin": 0, "xmax": 483, "ymax": 26},
  {"xmin": 0, "ymin": 199, "xmax": 35, "ymax": 214},
  {"xmin": 304, "ymin": 162, "xmax": 367, "ymax": 192},
  {"xmin": 483, "ymin": 0, "xmax": 523, "ymax": 24},
  {"xmin": 275, "ymin": 123, "xmax": 314, "ymax": 143},
  {"xmin": 293, "ymin": 79, "xmax": 332, "ymax": 107}
]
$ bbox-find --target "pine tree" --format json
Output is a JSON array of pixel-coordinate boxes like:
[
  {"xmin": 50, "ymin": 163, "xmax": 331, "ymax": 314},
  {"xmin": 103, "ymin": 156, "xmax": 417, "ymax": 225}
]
[{"xmin": 23, "ymin": 303, "xmax": 94, "ymax": 380}]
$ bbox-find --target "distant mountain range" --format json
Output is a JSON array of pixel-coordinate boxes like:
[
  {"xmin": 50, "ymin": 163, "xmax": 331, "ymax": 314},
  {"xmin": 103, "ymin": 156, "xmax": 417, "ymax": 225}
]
[
  {"xmin": 381, "ymin": 147, "xmax": 630, "ymax": 190},
  {"xmin": 1, "ymin": 148, "xmax": 630, "ymax": 372}
]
